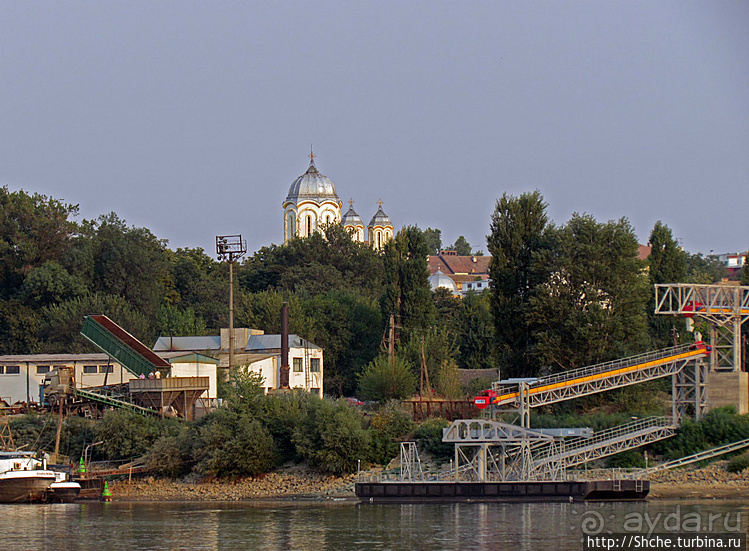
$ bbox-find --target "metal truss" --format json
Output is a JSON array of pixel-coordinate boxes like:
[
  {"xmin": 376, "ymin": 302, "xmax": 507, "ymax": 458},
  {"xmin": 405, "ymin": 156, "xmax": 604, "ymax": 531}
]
[
  {"xmin": 527, "ymin": 416, "xmax": 676, "ymax": 479},
  {"xmin": 655, "ymin": 283, "xmax": 749, "ymax": 372},
  {"xmin": 399, "ymin": 442, "xmax": 424, "ymax": 481},
  {"xmin": 442, "ymin": 419, "xmax": 554, "ymax": 444},
  {"xmin": 488, "ymin": 344, "xmax": 707, "ymax": 410},
  {"xmin": 672, "ymin": 359, "xmax": 708, "ymax": 423}
]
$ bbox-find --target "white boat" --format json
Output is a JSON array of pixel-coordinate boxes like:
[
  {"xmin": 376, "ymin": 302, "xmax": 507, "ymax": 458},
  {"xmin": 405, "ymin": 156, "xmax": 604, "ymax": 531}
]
[
  {"xmin": 0, "ymin": 451, "xmax": 56, "ymax": 503},
  {"xmin": 48, "ymin": 471, "xmax": 82, "ymax": 503}
]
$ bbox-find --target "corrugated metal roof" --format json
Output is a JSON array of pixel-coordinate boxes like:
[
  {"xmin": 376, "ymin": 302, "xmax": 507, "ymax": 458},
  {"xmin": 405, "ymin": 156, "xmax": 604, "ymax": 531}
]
[
  {"xmin": 160, "ymin": 352, "xmax": 220, "ymax": 364},
  {"xmin": 0, "ymin": 353, "xmax": 111, "ymax": 363},
  {"xmin": 245, "ymin": 334, "xmax": 320, "ymax": 351},
  {"xmin": 153, "ymin": 336, "xmax": 221, "ymax": 351}
]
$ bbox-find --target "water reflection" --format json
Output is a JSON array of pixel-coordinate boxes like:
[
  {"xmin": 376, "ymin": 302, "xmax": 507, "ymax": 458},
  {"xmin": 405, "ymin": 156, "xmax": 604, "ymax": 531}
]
[{"xmin": 2, "ymin": 499, "xmax": 748, "ymax": 550}]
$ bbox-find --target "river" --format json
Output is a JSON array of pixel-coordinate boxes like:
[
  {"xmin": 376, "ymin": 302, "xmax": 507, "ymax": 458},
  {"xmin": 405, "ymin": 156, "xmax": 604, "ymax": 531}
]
[{"xmin": 2, "ymin": 499, "xmax": 748, "ymax": 550}]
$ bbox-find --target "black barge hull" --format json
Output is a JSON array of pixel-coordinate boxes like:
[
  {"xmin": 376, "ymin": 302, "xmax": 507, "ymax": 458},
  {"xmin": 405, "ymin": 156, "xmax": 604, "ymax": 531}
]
[{"xmin": 355, "ymin": 480, "xmax": 649, "ymax": 503}]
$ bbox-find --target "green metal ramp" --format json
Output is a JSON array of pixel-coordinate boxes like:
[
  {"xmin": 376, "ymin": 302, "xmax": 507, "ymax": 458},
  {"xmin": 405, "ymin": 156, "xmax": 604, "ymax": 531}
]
[{"xmin": 80, "ymin": 315, "xmax": 171, "ymax": 377}]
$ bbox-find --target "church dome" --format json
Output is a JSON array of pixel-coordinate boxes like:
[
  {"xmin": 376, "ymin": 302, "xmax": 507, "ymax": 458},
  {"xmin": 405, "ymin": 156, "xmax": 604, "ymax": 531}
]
[
  {"xmin": 285, "ymin": 161, "xmax": 340, "ymax": 205},
  {"xmin": 368, "ymin": 202, "xmax": 392, "ymax": 228},
  {"xmin": 429, "ymin": 269, "xmax": 459, "ymax": 294},
  {"xmin": 341, "ymin": 201, "xmax": 364, "ymax": 227}
]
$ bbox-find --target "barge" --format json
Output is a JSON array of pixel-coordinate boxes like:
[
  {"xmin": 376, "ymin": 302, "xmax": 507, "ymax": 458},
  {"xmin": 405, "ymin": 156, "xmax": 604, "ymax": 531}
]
[{"xmin": 355, "ymin": 479, "xmax": 649, "ymax": 503}]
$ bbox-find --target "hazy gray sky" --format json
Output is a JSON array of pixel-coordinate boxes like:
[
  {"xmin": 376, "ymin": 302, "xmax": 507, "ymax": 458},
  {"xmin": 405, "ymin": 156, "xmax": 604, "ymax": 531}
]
[{"xmin": 2, "ymin": 1, "xmax": 747, "ymax": 257}]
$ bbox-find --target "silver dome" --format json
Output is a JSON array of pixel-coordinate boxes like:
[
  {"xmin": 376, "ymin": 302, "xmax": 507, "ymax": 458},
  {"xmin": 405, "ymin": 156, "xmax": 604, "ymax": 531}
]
[
  {"xmin": 368, "ymin": 202, "xmax": 392, "ymax": 227},
  {"xmin": 285, "ymin": 162, "xmax": 340, "ymax": 205},
  {"xmin": 429, "ymin": 269, "xmax": 458, "ymax": 293},
  {"xmin": 341, "ymin": 201, "xmax": 364, "ymax": 227}
]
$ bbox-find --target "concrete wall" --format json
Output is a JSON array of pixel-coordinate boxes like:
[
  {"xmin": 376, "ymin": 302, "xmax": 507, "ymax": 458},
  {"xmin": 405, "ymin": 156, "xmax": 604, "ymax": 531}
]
[{"xmin": 708, "ymin": 371, "xmax": 749, "ymax": 414}]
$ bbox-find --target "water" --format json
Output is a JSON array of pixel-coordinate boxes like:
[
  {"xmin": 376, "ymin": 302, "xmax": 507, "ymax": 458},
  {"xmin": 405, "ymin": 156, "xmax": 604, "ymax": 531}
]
[{"xmin": 2, "ymin": 499, "xmax": 748, "ymax": 550}]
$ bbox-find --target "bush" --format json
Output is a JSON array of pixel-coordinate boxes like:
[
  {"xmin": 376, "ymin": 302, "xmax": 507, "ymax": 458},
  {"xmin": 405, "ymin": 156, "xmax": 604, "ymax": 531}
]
[
  {"xmin": 606, "ymin": 450, "xmax": 646, "ymax": 469},
  {"xmin": 727, "ymin": 452, "xmax": 749, "ymax": 473},
  {"xmin": 368, "ymin": 401, "xmax": 415, "ymax": 465},
  {"xmin": 291, "ymin": 397, "xmax": 369, "ymax": 475},
  {"xmin": 94, "ymin": 409, "xmax": 177, "ymax": 460},
  {"xmin": 358, "ymin": 354, "xmax": 416, "ymax": 402},
  {"xmin": 414, "ymin": 418, "xmax": 453, "ymax": 462}
]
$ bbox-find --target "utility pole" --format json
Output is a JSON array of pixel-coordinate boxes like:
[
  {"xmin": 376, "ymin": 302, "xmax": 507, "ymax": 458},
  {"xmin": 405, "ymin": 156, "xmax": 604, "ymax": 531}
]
[{"xmin": 216, "ymin": 235, "xmax": 247, "ymax": 372}]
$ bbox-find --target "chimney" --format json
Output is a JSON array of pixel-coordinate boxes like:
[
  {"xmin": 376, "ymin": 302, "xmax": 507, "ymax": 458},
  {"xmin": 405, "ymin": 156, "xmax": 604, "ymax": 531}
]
[{"xmin": 280, "ymin": 302, "xmax": 290, "ymax": 388}]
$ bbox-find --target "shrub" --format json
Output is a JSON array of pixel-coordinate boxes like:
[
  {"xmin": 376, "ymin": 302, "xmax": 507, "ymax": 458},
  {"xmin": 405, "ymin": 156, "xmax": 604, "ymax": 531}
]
[
  {"xmin": 368, "ymin": 401, "xmax": 415, "ymax": 465},
  {"xmin": 93, "ymin": 409, "xmax": 177, "ymax": 460},
  {"xmin": 358, "ymin": 354, "xmax": 416, "ymax": 402},
  {"xmin": 414, "ymin": 418, "xmax": 453, "ymax": 461},
  {"xmin": 727, "ymin": 452, "xmax": 749, "ymax": 473}
]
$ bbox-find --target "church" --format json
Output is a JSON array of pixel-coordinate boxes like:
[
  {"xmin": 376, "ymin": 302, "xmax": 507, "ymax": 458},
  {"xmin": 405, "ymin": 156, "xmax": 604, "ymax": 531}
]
[{"xmin": 282, "ymin": 152, "xmax": 394, "ymax": 249}]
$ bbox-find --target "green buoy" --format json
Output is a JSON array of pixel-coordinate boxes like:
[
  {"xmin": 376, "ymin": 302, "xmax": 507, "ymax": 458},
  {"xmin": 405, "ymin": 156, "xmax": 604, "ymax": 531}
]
[
  {"xmin": 102, "ymin": 480, "xmax": 113, "ymax": 501},
  {"xmin": 78, "ymin": 457, "xmax": 87, "ymax": 473}
]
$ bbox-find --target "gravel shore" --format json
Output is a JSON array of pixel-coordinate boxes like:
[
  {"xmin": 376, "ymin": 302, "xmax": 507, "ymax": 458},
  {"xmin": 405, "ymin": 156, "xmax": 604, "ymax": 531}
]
[
  {"xmin": 110, "ymin": 461, "xmax": 749, "ymax": 502},
  {"xmin": 112, "ymin": 470, "xmax": 358, "ymax": 502}
]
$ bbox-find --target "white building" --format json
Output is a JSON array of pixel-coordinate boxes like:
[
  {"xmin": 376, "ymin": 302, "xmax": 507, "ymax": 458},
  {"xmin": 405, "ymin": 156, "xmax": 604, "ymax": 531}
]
[
  {"xmin": 153, "ymin": 328, "xmax": 324, "ymax": 397},
  {"xmin": 0, "ymin": 352, "xmax": 218, "ymax": 406},
  {"xmin": 283, "ymin": 153, "xmax": 394, "ymax": 250}
]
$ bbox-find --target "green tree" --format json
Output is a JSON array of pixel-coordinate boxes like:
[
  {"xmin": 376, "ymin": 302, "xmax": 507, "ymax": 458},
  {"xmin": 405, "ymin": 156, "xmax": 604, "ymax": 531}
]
[
  {"xmin": 19, "ymin": 261, "xmax": 87, "ymax": 308},
  {"xmin": 0, "ymin": 300, "xmax": 40, "ymax": 354},
  {"xmin": 530, "ymin": 215, "xmax": 650, "ymax": 371},
  {"xmin": 685, "ymin": 253, "xmax": 726, "ymax": 284},
  {"xmin": 0, "ymin": 187, "xmax": 78, "ymax": 297},
  {"xmin": 449, "ymin": 235, "xmax": 472, "ymax": 255},
  {"xmin": 383, "ymin": 226, "xmax": 435, "ymax": 339},
  {"xmin": 78, "ymin": 213, "xmax": 171, "ymax": 318},
  {"xmin": 358, "ymin": 354, "xmax": 417, "ymax": 402},
  {"xmin": 647, "ymin": 222, "xmax": 688, "ymax": 348},
  {"xmin": 422, "ymin": 228, "xmax": 443, "ymax": 255},
  {"xmin": 455, "ymin": 290, "xmax": 494, "ymax": 370},
  {"xmin": 38, "ymin": 292, "xmax": 153, "ymax": 353},
  {"xmin": 487, "ymin": 191, "xmax": 551, "ymax": 378}
]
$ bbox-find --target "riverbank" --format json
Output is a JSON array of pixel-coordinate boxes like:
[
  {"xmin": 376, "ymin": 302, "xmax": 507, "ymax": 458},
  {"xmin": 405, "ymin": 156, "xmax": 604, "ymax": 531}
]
[{"xmin": 110, "ymin": 461, "xmax": 749, "ymax": 502}]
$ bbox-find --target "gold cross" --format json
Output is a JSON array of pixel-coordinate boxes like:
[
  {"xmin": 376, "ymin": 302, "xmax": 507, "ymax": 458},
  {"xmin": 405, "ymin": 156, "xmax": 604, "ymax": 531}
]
[{"xmin": 309, "ymin": 147, "xmax": 316, "ymax": 164}]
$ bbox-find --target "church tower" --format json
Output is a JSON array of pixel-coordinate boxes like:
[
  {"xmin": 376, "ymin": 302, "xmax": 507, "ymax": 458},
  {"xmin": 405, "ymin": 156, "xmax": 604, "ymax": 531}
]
[
  {"xmin": 283, "ymin": 152, "xmax": 343, "ymax": 242},
  {"xmin": 341, "ymin": 199, "xmax": 365, "ymax": 242},
  {"xmin": 367, "ymin": 201, "xmax": 394, "ymax": 251}
]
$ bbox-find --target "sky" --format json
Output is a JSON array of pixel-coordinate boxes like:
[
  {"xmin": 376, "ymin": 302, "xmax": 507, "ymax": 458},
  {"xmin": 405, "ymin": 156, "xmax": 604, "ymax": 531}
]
[{"xmin": 1, "ymin": 1, "xmax": 747, "ymax": 257}]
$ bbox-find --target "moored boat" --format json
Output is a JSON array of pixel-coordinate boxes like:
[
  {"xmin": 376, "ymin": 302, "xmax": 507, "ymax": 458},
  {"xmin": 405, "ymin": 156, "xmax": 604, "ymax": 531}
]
[{"xmin": 0, "ymin": 451, "xmax": 56, "ymax": 503}]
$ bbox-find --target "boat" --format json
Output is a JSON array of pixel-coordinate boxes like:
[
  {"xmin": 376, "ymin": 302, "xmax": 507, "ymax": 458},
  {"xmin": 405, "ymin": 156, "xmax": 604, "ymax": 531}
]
[
  {"xmin": 48, "ymin": 471, "xmax": 82, "ymax": 503},
  {"xmin": 0, "ymin": 451, "xmax": 56, "ymax": 503}
]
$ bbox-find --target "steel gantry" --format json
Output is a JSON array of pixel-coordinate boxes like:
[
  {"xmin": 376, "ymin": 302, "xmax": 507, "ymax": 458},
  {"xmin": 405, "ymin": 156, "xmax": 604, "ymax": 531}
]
[{"xmin": 655, "ymin": 283, "xmax": 749, "ymax": 372}]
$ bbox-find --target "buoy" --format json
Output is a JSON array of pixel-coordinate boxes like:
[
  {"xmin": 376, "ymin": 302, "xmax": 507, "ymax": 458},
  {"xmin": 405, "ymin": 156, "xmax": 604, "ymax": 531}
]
[
  {"xmin": 102, "ymin": 481, "xmax": 113, "ymax": 502},
  {"xmin": 78, "ymin": 457, "xmax": 87, "ymax": 474}
]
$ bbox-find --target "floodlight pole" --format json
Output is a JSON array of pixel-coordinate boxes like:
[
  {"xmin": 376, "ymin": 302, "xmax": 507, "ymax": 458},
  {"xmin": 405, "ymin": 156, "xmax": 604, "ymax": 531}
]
[{"xmin": 216, "ymin": 235, "xmax": 247, "ymax": 372}]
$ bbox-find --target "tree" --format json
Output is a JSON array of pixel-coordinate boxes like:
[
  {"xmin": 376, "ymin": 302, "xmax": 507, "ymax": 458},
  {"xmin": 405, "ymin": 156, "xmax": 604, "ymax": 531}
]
[
  {"xmin": 455, "ymin": 290, "xmax": 494, "ymax": 370},
  {"xmin": 0, "ymin": 187, "xmax": 78, "ymax": 297},
  {"xmin": 422, "ymin": 228, "xmax": 442, "ymax": 255},
  {"xmin": 449, "ymin": 236, "xmax": 472, "ymax": 255},
  {"xmin": 358, "ymin": 354, "xmax": 416, "ymax": 402},
  {"xmin": 487, "ymin": 191, "xmax": 551, "ymax": 378},
  {"xmin": 530, "ymin": 215, "xmax": 650, "ymax": 371},
  {"xmin": 383, "ymin": 226, "xmax": 435, "ymax": 339},
  {"xmin": 647, "ymin": 222, "xmax": 688, "ymax": 347},
  {"xmin": 19, "ymin": 261, "xmax": 86, "ymax": 308}
]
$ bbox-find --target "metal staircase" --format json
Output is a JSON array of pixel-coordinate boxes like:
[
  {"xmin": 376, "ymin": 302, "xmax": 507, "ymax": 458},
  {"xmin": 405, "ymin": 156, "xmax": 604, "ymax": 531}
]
[
  {"xmin": 640, "ymin": 437, "xmax": 749, "ymax": 476},
  {"xmin": 487, "ymin": 344, "xmax": 709, "ymax": 409},
  {"xmin": 529, "ymin": 417, "xmax": 676, "ymax": 476}
]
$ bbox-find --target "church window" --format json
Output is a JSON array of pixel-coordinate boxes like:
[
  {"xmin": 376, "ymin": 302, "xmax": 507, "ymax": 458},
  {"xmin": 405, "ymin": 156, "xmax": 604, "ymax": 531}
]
[
  {"xmin": 377, "ymin": 231, "xmax": 382, "ymax": 249},
  {"xmin": 287, "ymin": 212, "xmax": 296, "ymax": 237},
  {"xmin": 326, "ymin": 215, "xmax": 331, "ymax": 226},
  {"xmin": 306, "ymin": 216, "xmax": 312, "ymax": 236}
]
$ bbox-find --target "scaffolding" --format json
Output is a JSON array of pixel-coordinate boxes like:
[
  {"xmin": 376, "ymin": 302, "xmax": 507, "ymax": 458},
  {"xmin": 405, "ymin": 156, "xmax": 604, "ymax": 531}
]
[{"xmin": 655, "ymin": 283, "xmax": 749, "ymax": 372}]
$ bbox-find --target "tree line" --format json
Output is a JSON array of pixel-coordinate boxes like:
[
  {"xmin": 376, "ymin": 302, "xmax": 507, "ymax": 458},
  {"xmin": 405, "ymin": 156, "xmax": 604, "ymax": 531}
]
[{"xmin": 0, "ymin": 186, "xmax": 740, "ymax": 399}]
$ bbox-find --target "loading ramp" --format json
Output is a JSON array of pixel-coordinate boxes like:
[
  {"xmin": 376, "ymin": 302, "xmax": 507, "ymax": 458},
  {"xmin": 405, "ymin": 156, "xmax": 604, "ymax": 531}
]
[{"xmin": 80, "ymin": 315, "xmax": 171, "ymax": 378}]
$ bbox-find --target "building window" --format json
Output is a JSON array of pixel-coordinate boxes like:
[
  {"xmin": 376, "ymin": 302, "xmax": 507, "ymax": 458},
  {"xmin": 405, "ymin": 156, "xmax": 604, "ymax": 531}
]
[
  {"xmin": 306, "ymin": 216, "xmax": 312, "ymax": 236},
  {"xmin": 99, "ymin": 365, "xmax": 114, "ymax": 373},
  {"xmin": 0, "ymin": 366, "xmax": 4, "ymax": 374},
  {"xmin": 84, "ymin": 365, "xmax": 98, "ymax": 374},
  {"xmin": 293, "ymin": 358, "xmax": 303, "ymax": 372},
  {"xmin": 36, "ymin": 365, "xmax": 51, "ymax": 374},
  {"xmin": 310, "ymin": 358, "xmax": 320, "ymax": 372},
  {"xmin": 3, "ymin": 365, "xmax": 20, "ymax": 375},
  {"xmin": 287, "ymin": 212, "xmax": 296, "ymax": 238},
  {"xmin": 310, "ymin": 387, "xmax": 320, "ymax": 395}
]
